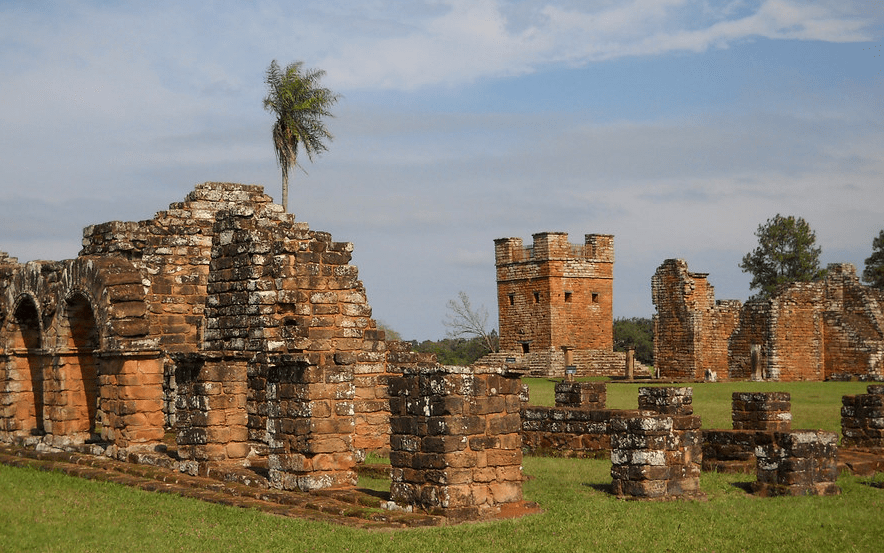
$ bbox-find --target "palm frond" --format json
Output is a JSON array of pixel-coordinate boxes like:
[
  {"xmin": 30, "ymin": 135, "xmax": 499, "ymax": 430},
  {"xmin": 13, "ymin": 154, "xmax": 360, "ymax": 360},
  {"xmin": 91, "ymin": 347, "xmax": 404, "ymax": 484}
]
[{"xmin": 263, "ymin": 59, "xmax": 340, "ymax": 210}]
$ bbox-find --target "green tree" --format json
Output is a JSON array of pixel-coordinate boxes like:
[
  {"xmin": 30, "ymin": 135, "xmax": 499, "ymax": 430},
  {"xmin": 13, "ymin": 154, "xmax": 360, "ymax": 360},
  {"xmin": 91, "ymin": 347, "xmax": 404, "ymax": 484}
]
[
  {"xmin": 411, "ymin": 335, "xmax": 496, "ymax": 366},
  {"xmin": 739, "ymin": 214, "xmax": 825, "ymax": 298},
  {"xmin": 263, "ymin": 60, "xmax": 340, "ymax": 212},
  {"xmin": 442, "ymin": 291, "xmax": 499, "ymax": 354},
  {"xmin": 613, "ymin": 317, "xmax": 654, "ymax": 365},
  {"xmin": 862, "ymin": 230, "xmax": 884, "ymax": 289}
]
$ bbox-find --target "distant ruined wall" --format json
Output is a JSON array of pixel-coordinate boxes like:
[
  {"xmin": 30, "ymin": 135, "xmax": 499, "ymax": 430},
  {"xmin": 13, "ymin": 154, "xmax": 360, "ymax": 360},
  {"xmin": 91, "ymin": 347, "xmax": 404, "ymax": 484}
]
[
  {"xmin": 651, "ymin": 259, "xmax": 740, "ymax": 380},
  {"xmin": 653, "ymin": 259, "xmax": 884, "ymax": 381}
]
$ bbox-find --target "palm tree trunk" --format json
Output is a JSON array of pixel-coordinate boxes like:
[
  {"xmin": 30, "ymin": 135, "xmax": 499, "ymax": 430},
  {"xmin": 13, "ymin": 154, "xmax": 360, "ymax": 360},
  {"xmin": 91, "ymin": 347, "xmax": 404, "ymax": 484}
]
[{"xmin": 282, "ymin": 170, "xmax": 289, "ymax": 212}]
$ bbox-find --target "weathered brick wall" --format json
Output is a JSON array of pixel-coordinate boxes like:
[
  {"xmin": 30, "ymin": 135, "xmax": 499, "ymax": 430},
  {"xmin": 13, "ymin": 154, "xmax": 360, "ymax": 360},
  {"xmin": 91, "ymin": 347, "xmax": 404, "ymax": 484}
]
[
  {"xmin": 652, "ymin": 260, "xmax": 712, "ymax": 379},
  {"xmin": 388, "ymin": 366, "xmax": 523, "ymax": 520},
  {"xmin": 767, "ymin": 285, "xmax": 825, "ymax": 381},
  {"xmin": 727, "ymin": 301, "xmax": 770, "ymax": 379},
  {"xmin": 823, "ymin": 265, "xmax": 884, "ymax": 379},
  {"xmin": 495, "ymin": 232, "xmax": 613, "ymax": 354},
  {"xmin": 841, "ymin": 385, "xmax": 884, "ymax": 448},
  {"xmin": 654, "ymin": 260, "xmax": 884, "ymax": 381}
]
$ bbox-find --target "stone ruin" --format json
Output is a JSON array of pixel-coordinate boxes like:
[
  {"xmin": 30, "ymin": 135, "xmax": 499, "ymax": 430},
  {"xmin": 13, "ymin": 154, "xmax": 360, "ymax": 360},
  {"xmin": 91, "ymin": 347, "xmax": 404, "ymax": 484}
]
[
  {"xmin": 0, "ymin": 183, "xmax": 864, "ymax": 517},
  {"xmin": 652, "ymin": 259, "xmax": 884, "ymax": 381},
  {"xmin": 0, "ymin": 182, "xmax": 530, "ymax": 519},
  {"xmin": 522, "ymin": 384, "xmax": 841, "ymax": 499}
]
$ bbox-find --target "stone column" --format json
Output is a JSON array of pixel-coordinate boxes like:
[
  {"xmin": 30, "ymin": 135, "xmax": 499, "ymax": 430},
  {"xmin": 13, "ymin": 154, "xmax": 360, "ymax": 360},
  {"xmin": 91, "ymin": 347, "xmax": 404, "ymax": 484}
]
[
  {"xmin": 610, "ymin": 412, "xmax": 703, "ymax": 499},
  {"xmin": 388, "ymin": 366, "xmax": 524, "ymax": 521},
  {"xmin": 626, "ymin": 347, "xmax": 635, "ymax": 380},
  {"xmin": 841, "ymin": 385, "xmax": 884, "ymax": 448},
  {"xmin": 638, "ymin": 386, "xmax": 693, "ymax": 415},
  {"xmin": 753, "ymin": 431, "xmax": 840, "ymax": 496},
  {"xmin": 266, "ymin": 355, "xmax": 357, "ymax": 491},
  {"xmin": 174, "ymin": 354, "xmax": 249, "ymax": 462},
  {"xmin": 750, "ymin": 345, "xmax": 762, "ymax": 380},
  {"xmin": 732, "ymin": 392, "xmax": 791, "ymax": 431},
  {"xmin": 554, "ymin": 381, "xmax": 606, "ymax": 409}
]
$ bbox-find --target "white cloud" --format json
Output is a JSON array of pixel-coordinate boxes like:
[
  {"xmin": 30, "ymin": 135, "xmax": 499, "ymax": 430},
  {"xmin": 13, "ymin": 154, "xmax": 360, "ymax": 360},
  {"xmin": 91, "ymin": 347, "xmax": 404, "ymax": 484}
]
[{"xmin": 318, "ymin": 0, "xmax": 878, "ymax": 89}]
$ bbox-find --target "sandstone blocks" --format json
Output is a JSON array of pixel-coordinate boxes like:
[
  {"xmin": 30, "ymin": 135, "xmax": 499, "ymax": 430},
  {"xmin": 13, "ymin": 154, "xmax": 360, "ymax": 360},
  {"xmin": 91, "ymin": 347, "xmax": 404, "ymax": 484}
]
[
  {"xmin": 841, "ymin": 385, "xmax": 884, "ymax": 449},
  {"xmin": 753, "ymin": 430, "xmax": 841, "ymax": 496},
  {"xmin": 388, "ymin": 366, "xmax": 524, "ymax": 520}
]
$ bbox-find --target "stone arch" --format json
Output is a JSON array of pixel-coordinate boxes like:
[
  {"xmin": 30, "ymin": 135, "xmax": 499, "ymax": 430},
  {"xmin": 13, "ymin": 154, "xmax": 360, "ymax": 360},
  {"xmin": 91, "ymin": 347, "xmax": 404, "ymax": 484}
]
[
  {"xmin": 53, "ymin": 256, "xmax": 150, "ymax": 352},
  {"xmin": 49, "ymin": 290, "xmax": 101, "ymax": 437},
  {"xmin": 3, "ymin": 294, "xmax": 46, "ymax": 435}
]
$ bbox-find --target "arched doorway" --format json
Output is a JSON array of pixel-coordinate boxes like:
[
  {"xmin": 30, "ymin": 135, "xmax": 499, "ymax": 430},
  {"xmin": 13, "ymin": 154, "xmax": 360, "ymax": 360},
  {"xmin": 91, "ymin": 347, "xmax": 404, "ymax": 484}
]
[
  {"xmin": 9, "ymin": 297, "xmax": 44, "ymax": 434},
  {"xmin": 56, "ymin": 293, "xmax": 100, "ymax": 438}
]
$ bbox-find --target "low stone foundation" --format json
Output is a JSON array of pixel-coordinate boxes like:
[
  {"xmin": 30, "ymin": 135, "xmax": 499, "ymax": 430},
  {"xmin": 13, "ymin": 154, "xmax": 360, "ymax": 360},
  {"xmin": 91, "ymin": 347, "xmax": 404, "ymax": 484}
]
[
  {"xmin": 841, "ymin": 385, "xmax": 884, "ymax": 449},
  {"xmin": 388, "ymin": 366, "xmax": 524, "ymax": 521},
  {"xmin": 702, "ymin": 392, "xmax": 793, "ymax": 472},
  {"xmin": 753, "ymin": 430, "xmax": 841, "ymax": 496},
  {"xmin": 520, "ymin": 406, "xmax": 620, "ymax": 458}
]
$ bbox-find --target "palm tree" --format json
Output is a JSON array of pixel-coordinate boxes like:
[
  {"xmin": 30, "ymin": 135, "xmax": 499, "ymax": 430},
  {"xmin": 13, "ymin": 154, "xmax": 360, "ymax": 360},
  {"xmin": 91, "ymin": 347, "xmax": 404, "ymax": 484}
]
[{"xmin": 263, "ymin": 60, "xmax": 340, "ymax": 212}]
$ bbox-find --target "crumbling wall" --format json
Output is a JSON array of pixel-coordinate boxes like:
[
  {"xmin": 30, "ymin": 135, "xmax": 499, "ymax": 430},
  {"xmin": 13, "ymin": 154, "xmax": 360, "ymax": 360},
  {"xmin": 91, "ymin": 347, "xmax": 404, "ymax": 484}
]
[
  {"xmin": 0, "ymin": 183, "xmax": 389, "ymax": 492},
  {"xmin": 652, "ymin": 259, "xmax": 740, "ymax": 380},
  {"xmin": 654, "ymin": 260, "xmax": 884, "ymax": 381}
]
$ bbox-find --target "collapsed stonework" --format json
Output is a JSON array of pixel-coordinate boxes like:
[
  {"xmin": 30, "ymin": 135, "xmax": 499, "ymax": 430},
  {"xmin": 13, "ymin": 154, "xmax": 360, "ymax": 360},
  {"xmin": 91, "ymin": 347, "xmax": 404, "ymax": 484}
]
[
  {"xmin": 0, "ymin": 183, "xmax": 398, "ymax": 489},
  {"xmin": 481, "ymin": 232, "xmax": 635, "ymax": 377},
  {"xmin": 652, "ymin": 259, "xmax": 884, "ymax": 381},
  {"xmin": 0, "ymin": 182, "xmax": 538, "ymax": 520}
]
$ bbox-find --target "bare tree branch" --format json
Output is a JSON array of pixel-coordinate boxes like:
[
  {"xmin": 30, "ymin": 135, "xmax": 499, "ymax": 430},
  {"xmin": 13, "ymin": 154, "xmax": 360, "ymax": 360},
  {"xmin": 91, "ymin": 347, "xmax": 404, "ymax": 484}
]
[{"xmin": 443, "ymin": 291, "xmax": 498, "ymax": 353}]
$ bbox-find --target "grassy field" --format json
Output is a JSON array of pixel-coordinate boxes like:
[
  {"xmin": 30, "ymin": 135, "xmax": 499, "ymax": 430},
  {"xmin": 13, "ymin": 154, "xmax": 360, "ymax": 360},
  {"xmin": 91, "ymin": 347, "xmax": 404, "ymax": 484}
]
[
  {"xmin": 525, "ymin": 378, "xmax": 871, "ymax": 436},
  {"xmin": 1, "ymin": 380, "xmax": 881, "ymax": 552}
]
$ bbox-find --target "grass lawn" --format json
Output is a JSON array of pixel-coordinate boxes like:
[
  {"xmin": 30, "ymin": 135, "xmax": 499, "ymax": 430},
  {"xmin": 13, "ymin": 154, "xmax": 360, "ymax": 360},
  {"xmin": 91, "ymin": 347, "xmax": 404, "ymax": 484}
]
[
  {"xmin": 524, "ymin": 378, "xmax": 871, "ymax": 436},
  {"xmin": 1, "ymin": 379, "xmax": 881, "ymax": 552}
]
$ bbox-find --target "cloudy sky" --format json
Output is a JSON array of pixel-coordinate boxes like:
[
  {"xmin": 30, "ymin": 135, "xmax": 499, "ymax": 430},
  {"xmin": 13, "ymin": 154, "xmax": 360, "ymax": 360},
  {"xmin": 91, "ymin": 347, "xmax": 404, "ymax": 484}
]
[{"xmin": 1, "ymin": 1, "xmax": 882, "ymax": 340}]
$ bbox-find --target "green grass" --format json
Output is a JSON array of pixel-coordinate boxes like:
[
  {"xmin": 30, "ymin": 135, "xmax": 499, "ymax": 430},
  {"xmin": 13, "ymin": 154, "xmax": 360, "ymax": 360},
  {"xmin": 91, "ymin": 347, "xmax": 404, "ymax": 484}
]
[
  {"xmin": 1, "ymin": 380, "xmax": 880, "ymax": 552},
  {"xmin": 2, "ymin": 457, "xmax": 882, "ymax": 552},
  {"xmin": 525, "ymin": 378, "xmax": 870, "ymax": 436}
]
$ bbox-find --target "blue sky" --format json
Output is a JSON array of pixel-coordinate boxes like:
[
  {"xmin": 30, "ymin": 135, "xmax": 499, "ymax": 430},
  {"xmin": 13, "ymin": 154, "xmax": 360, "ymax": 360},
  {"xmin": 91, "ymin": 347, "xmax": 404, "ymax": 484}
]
[{"xmin": 1, "ymin": 0, "xmax": 882, "ymax": 340}]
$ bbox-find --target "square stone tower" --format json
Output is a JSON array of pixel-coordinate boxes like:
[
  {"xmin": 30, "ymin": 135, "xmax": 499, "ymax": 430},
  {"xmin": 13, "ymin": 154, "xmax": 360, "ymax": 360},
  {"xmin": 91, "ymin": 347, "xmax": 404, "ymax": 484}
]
[{"xmin": 494, "ymin": 232, "xmax": 614, "ymax": 354}]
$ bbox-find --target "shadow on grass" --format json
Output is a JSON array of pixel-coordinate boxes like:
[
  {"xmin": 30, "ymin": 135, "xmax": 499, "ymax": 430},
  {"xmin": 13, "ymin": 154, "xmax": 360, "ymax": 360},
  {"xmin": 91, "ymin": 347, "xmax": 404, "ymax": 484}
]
[
  {"xmin": 583, "ymin": 482, "xmax": 614, "ymax": 494},
  {"xmin": 731, "ymin": 481, "xmax": 754, "ymax": 493}
]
